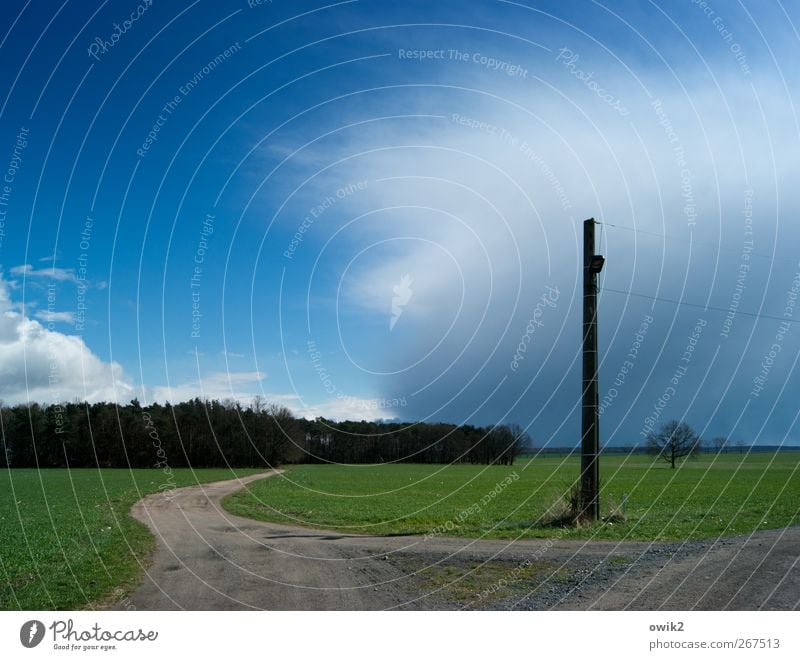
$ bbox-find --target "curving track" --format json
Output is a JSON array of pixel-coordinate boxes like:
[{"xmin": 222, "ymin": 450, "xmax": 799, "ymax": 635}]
[{"xmin": 114, "ymin": 472, "xmax": 800, "ymax": 610}]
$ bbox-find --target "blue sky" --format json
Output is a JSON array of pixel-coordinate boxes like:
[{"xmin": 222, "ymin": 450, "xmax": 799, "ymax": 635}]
[{"xmin": 1, "ymin": 0, "xmax": 799, "ymax": 447}]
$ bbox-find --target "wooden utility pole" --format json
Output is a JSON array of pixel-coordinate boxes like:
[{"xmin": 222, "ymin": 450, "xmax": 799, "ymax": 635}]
[{"xmin": 581, "ymin": 218, "xmax": 604, "ymax": 520}]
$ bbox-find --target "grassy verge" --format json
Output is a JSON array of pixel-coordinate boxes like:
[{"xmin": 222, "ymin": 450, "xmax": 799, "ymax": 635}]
[
  {"xmin": 0, "ymin": 468, "xmax": 262, "ymax": 610},
  {"xmin": 388, "ymin": 554, "xmax": 576, "ymax": 609},
  {"xmin": 223, "ymin": 453, "xmax": 800, "ymax": 541}
]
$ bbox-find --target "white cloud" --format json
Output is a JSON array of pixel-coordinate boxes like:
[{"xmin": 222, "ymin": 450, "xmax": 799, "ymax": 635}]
[
  {"xmin": 10, "ymin": 263, "xmax": 76, "ymax": 282},
  {"xmin": 145, "ymin": 370, "xmax": 391, "ymax": 420},
  {"xmin": 0, "ymin": 276, "xmax": 134, "ymax": 404},
  {"xmin": 34, "ymin": 310, "xmax": 77, "ymax": 324},
  {"xmin": 147, "ymin": 371, "xmax": 267, "ymax": 404},
  {"xmin": 292, "ymin": 395, "xmax": 400, "ymax": 422},
  {"xmin": 0, "ymin": 276, "xmax": 397, "ymax": 419}
]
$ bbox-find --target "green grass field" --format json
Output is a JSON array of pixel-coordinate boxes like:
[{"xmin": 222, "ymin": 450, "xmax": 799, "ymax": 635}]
[
  {"xmin": 0, "ymin": 468, "xmax": 261, "ymax": 610},
  {"xmin": 224, "ymin": 453, "xmax": 800, "ymax": 541},
  {"xmin": 4, "ymin": 454, "xmax": 799, "ymax": 610}
]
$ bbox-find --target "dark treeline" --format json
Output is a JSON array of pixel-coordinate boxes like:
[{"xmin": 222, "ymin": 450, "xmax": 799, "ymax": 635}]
[{"xmin": 0, "ymin": 398, "xmax": 530, "ymax": 469}]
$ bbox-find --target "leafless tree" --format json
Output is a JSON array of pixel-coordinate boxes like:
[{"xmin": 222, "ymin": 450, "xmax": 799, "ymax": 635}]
[
  {"xmin": 711, "ymin": 436, "xmax": 727, "ymax": 453},
  {"xmin": 647, "ymin": 420, "xmax": 701, "ymax": 469}
]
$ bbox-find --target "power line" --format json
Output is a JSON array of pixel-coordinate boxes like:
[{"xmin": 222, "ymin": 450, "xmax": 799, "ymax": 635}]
[
  {"xmin": 598, "ymin": 221, "xmax": 792, "ymax": 264},
  {"xmin": 600, "ymin": 286, "xmax": 797, "ymax": 324}
]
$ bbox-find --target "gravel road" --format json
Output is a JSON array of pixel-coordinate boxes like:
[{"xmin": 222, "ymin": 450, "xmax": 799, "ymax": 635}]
[{"xmin": 113, "ymin": 471, "xmax": 799, "ymax": 610}]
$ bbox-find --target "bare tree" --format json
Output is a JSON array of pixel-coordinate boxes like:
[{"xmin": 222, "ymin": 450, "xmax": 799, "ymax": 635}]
[
  {"xmin": 646, "ymin": 420, "xmax": 701, "ymax": 469},
  {"xmin": 265, "ymin": 403, "xmax": 301, "ymax": 466},
  {"xmin": 502, "ymin": 423, "xmax": 531, "ymax": 465},
  {"xmin": 478, "ymin": 424, "xmax": 530, "ymax": 466},
  {"xmin": 711, "ymin": 436, "xmax": 727, "ymax": 453}
]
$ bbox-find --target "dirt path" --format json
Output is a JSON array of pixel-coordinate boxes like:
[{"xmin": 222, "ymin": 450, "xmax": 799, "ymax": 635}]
[
  {"xmin": 114, "ymin": 471, "xmax": 800, "ymax": 610},
  {"xmin": 550, "ymin": 527, "xmax": 800, "ymax": 610}
]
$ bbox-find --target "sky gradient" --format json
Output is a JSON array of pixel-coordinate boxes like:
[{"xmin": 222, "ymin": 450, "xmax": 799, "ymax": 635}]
[{"xmin": 1, "ymin": 0, "xmax": 799, "ymax": 448}]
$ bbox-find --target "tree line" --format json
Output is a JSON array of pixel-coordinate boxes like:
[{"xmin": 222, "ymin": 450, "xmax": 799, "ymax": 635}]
[{"xmin": 0, "ymin": 398, "xmax": 530, "ymax": 469}]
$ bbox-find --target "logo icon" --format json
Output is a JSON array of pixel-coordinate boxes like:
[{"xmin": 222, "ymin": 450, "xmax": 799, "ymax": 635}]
[
  {"xmin": 20, "ymin": 620, "xmax": 45, "ymax": 648},
  {"xmin": 390, "ymin": 274, "xmax": 413, "ymax": 330}
]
